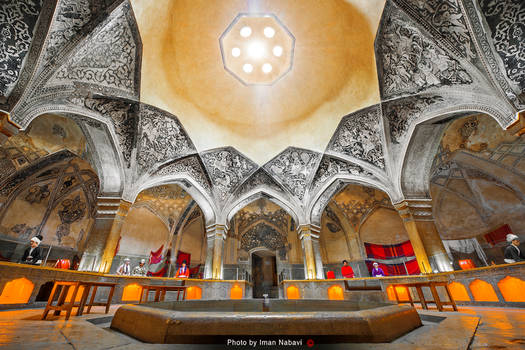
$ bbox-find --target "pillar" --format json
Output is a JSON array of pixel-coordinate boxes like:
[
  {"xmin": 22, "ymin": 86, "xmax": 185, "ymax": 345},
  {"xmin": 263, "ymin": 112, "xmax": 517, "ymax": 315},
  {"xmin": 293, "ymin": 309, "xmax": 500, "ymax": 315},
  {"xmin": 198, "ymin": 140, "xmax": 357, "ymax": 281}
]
[
  {"xmin": 298, "ymin": 225, "xmax": 318, "ymax": 279},
  {"xmin": 79, "ymin": 197, "xmax": 121, "ymax": 271},
  {"xmin": 311, "ymin": 234, "xmax": 325, "ymax": 279},
  {"xmin": 203, "ymin": 224, "xmax": 227, "ymax": 279},
  {"xmin": 395, "ymin": 199, "xmax": 453, "ymax": 273},
  {"xmin": 0, "ymin": 111, "xmax": 19, "ymax": 143},
  {"xmin": 98, "ymin": 199, "xmax": 131, "ymax": 273}
]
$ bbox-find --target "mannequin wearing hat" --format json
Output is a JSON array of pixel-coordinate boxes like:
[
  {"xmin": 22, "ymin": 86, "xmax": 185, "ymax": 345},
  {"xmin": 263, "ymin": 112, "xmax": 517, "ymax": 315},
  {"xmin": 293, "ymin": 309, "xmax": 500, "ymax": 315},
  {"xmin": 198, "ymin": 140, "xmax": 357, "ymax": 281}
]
[
  {"xmin": 175, "ymin": 260, "xmax": 189, "ymax": 278},
  {"xmin": 371, "ymin": 262, "xmax": 385, "ymax": 277},
  {"xmin": 504, "ymin": 234, "xmax": 524, "ymax": 263},
  {"xmin": 21, "ymin": 235, "xmax": 43, "ymax": 265},
  {"xmin": 116, "ymin": 258, "xmax": 132, "ymax": 275},
  {"xmin": 132, "ymin": 259, "xmax": 148, "ymax": 276}
]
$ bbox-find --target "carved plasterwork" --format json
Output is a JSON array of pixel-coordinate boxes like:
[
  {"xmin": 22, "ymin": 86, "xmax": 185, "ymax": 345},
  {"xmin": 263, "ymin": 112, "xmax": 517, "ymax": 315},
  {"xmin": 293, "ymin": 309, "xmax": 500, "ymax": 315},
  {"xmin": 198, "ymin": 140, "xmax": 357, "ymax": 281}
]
[
  {"xmin": 235, "ymin": 199, "xmax": 289, "ymax": 234},
  {"xmin": 383, "ymin": 95, "xmax": 445, "ymax": 144},
  {"xmin": 240, "ymin": 222, "xmax": 287, "ymax": 252},
  {"xmin": 478, "ymin": 0, "xmax": 525, "ymax": 94},
  {"xmin": 310, "ymin": 155, "xmax": 375, "ymax": 196},
  {"xmin": 232, "ymin": 168, "xmax": 291, "ymax": 202},
  {"xmin": 78, "ymin": 96, "xmax": 138, "ymax": 166},
  {"xmin": 395, "ymin": 0, "xmax": 476, "ymax": 59},
  {"xmin": 49, "ymin": 1, "xmax": 140, "ymax": 98},
  {"xmin": 326, "ymin": 105, "xmax": 385, "ymax": 169},
  {"xmin": 264, "ymin": 147, "xmax": 322, "ymax": 201},
  {"xmin": 0, "ymin": 0, "xmax": 43, "ymax": 97},
  {"xmin": 333, "ymin": 186, "xmax": 393, "ymax": 229},
  {"xmin": 201, "ymin": 148, "xmax": 257, "ymax": 203},
  {"xmin": 136, "ymin": 105, "xmax": 196, "ymax": 174},
  {"xmin": 154, "ymin": 155, "xmax": 213, "ymax": 195},
  {"xmin": 377, "ymin": 3, "xmax": 472, "ymax": 99}
]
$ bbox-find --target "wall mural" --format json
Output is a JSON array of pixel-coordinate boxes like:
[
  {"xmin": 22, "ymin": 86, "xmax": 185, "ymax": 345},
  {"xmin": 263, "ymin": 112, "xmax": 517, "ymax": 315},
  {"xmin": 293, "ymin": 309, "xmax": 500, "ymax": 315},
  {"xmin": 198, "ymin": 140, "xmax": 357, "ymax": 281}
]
[
  {"xmin": 430, "ymin": 114, "xmax": 525, "ymax": 240},
  {"xmin": 479, "ymin": 0, "xmax": 525, "ymax": 93},
  {"xmin": 0, "ymin": 153, "xmax": 98, "ymax": 250},
  {"xmin": 240, "ymin": 223, "xmax": 288, "ymax": 253},
  {"xmin": 51, "ymin": 2, "xmax": 139, "ymax": 97},
  {"xmin": 377, "ymin": 2, "xmax": 472, "ymax": 99},
  {"xmin": 395, "ymin": 0, "xmax": 476, "ymax": 60},
  {"xmin": 0, "ymin": 0, "xmax": 42, "ymax": 97},
  {"xmin": 326, "ymin": 105, "xmax": 385, "ymax": 169},
  {"xmin": 264, "ymin": 147, "xmax": 321, "ymax": 201}
]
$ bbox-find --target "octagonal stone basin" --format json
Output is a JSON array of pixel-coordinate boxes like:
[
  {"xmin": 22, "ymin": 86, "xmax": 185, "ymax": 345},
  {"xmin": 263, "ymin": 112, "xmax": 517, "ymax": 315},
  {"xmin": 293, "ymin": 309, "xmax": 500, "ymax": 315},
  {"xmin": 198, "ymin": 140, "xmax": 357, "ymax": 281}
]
[{"xmin": 110, "ymin": 300, "xmax": 421, "ymax": 344}]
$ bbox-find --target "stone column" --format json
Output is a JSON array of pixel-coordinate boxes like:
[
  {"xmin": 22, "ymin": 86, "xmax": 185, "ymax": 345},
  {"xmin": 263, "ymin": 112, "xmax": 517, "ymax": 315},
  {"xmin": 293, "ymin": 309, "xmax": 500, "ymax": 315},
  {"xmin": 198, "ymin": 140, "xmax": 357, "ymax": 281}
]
[
  {"xmin": 395, "ymin": 199, "xmax": 453, "ymax": 273},
  {"xmin": 298, "ymin": 225, "xmax": 318, "ymax": 279},
  {"xmin": 203, "ymin": 224, "xmax": 227, "ymax": 279},
  {"xmin": 311, "ymin": 228, "xmax": 325, "ymax": 279},
  {"xmin": 79, "ymin": 197, "xmax": 121, "ymax": 271},
  {"xmin": 0, "ymin": 111, "xmax": 19, "ymax": 143},
  {"xmin": 99, "ymin": 199, "xmax": 131, "ymax": 273}
]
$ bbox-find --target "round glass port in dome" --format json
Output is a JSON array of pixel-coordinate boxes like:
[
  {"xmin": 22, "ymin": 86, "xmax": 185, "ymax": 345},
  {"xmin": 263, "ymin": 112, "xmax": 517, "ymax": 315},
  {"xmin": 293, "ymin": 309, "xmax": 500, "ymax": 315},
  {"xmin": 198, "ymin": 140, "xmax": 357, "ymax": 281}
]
[{"xmin": 219, "ymin": 13, "xmax": 295, "ymax": 85}]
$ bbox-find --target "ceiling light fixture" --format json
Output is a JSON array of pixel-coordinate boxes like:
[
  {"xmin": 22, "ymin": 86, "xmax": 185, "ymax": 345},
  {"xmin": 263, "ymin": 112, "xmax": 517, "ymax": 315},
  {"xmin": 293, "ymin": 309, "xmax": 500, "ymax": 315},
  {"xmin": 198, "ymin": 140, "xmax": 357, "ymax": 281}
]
[{"xmin": 220, "ymin": 13, "xmax": 295, "ymax": 85}]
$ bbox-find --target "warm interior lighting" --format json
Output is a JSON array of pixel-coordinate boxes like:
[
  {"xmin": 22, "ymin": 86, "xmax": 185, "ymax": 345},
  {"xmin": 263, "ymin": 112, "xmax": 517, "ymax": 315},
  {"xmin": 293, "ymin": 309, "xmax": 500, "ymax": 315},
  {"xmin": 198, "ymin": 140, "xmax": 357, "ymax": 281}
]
[
  {"xmin": 448, "ymin": 282, "xmax": 470, "ymax": 301},
  {"xmin": 262, "ymin": 63, "xmax": 272, "ymax": 74},
  {"xmin": 122, "ymin": 283, "xmax": 142, "ymax": 302},
  {"xmin": 286, "ymin": 285, "xmax": 300, "ymax": 299},
  {"xmin": 247, "ymin": 41, "xmax": 265, "ymax": 59},
  {"xmin": 0, "ymin": 278, "xmax": 34, "ymax": 304},
  {"xmin": 230, "ymin": 285, "xmax": 243, "ymax": 299},
  {"xmin": 186, "ymin": 286, "xmax": 202, "ymax": 300},
  {"xmin": 272, "ymin": 45, "xmax": 283, "ymax": 57},
  {"xmin": 219, "ymin": 13, "xmax": 294, "ymax": 84},
  {"xmin": 386, "ymin": 285, "xmax": 410, "ymax": 301},
  {"xmin": 231, "ymin": 47, "xmax": 241, "ymax": 57},
  {"xmin": 469, "ymin": 279, "xmax": 499, "ymax": 302},
  {"xmin": 327, "ymin": 285, "xmax": 344, "ymax": 300},
  {"xmin": 264, "ymin": 26, "xmax": 275, "ymax": 38},
  {"xmin": 240, "ymin": 26, "xmax": 251, "ymax": 37},
  {"xmin": 65, "ymin": 285, "xmax": 85, "ymax": 303},
  {"xmin": 242, "ymin": 63, "xmax": 253, "ymax": 73},
  {"xmin": 497, "ymin": 276, "xmax": 525, "ymax": 302}
]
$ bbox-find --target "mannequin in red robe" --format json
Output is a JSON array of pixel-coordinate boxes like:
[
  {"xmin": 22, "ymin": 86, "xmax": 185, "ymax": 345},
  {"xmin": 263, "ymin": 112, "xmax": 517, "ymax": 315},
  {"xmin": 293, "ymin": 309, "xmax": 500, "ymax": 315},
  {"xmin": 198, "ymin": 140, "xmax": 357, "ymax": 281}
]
[
  {"xmin": 175, "ymin": 261, "xmax": 189, "ymax": 278},
  {"xmin": 341, "ymin": 260, "xmax": 354, "ymax": 278}
]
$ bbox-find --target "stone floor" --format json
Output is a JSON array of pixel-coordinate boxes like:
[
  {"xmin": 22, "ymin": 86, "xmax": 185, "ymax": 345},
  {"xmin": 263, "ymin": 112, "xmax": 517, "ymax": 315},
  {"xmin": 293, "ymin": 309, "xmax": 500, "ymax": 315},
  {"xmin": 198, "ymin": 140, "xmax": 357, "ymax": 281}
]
[{"xmin": 0, "ymin": 305, "xmax": 523, "ymax": 349}]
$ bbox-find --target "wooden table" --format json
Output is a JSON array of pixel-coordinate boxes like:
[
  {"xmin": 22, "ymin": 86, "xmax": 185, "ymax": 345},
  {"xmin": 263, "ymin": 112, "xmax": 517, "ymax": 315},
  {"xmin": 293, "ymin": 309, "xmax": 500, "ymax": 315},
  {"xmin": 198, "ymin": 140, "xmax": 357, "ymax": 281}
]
[
  {"xmin": 139, "ymin": 283, "xmax": 186, "ymax": 303},
  {"xmin": 42, "ymin": 281, "xmax": 81, "ymax": 320},
  {"xmin": 76, "ymin": 281, "xmax": 117, "ymax": 316},
  {"xmin": 391, "ymin": 281, "xmax": 457, "ymax": 312}
]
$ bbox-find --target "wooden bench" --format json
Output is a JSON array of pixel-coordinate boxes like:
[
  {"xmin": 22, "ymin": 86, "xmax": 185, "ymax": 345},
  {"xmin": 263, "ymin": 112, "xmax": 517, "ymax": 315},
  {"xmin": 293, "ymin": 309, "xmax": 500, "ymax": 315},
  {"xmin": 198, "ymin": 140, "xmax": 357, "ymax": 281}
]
[
  {"xmin": 77, "ymin": 281, "xmax": 117, "ymax": 316},
  {"xmin": 42, "ymin": 281, "xmax": 81, "ymax": 320},
  {"xmin": 391, "ymin": 281, "xmax": 457, "ymax": 312},
  {"xmin": 42, "ymin": 280, "xmax": 117, "ymax": 320},
  {"xmin": 140, "ymin": 281, "xmax": 186, "ymax": 303}
]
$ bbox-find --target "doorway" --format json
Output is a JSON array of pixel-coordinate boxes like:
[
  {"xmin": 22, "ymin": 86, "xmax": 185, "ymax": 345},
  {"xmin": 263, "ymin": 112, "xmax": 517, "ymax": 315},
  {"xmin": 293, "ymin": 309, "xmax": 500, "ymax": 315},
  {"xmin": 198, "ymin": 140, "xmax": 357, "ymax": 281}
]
[{"xmin": 251, "ymin": 251, "xmax": 278, "ymax": 298}]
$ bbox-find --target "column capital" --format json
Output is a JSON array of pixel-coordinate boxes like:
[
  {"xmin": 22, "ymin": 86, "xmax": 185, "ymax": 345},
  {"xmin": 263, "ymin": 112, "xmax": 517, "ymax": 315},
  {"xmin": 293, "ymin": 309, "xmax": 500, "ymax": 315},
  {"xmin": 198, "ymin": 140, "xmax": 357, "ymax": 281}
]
[
  {"xmin": 297, "ymin": 224, "xmax": 320, "ymax": 240},
  {"xmin": 206, "ymin": 223, "xmax": 228, "ymax": 240},
  {"xmin": 0, "ymin": 111, "xmax": 20, "ymax": 142},
  {"xmin": 506, "ymin": 110, "xmax": 525, "ymax": 136},
  {"xmin": 95, "ymin": 197, "xmax": 130, "ymax": 218},
  {"xmin": 394, "ymin": 199, "xmax": 434, "ymax": 222}
]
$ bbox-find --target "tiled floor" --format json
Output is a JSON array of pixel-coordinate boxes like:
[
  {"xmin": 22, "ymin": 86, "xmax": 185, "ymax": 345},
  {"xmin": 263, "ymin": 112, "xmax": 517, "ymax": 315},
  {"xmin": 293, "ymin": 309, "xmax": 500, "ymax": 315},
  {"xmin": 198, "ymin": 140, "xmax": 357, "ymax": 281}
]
[{"xmin": 0, "ymin": 305, "xmax": 523, "ymax": 349}]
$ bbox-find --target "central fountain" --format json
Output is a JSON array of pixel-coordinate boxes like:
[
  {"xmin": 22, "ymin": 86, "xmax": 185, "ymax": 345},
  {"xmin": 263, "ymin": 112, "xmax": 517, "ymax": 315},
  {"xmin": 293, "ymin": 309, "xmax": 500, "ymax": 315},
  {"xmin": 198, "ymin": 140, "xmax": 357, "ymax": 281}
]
[{"xmin": 110, "ymin": 299, "xmax": 422, "ymax": 344}]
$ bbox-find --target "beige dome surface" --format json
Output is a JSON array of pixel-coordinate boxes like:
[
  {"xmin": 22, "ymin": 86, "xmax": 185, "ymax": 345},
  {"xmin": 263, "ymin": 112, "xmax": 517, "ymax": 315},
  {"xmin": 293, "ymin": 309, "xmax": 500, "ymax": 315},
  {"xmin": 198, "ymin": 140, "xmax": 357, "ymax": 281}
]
[{"xmin": 132, "ymin": 0, "xmax": 384, "ymax": 164}]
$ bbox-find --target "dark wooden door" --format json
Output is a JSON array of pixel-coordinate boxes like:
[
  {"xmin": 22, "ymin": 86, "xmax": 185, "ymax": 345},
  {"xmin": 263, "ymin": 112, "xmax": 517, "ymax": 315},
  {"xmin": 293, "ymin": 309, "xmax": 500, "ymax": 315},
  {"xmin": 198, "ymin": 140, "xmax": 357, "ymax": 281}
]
[{"xmin": 252, "ymin": 253, "xmax": 278, "ymax": 298}]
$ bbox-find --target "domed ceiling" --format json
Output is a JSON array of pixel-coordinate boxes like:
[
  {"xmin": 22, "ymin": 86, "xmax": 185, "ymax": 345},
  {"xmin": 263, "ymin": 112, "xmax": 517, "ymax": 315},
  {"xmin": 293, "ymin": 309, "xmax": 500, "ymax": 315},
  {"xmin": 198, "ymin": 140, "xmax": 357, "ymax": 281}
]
[{"xmin": 131, "ymin": 0, "xmax": 384, "ymax": 164}]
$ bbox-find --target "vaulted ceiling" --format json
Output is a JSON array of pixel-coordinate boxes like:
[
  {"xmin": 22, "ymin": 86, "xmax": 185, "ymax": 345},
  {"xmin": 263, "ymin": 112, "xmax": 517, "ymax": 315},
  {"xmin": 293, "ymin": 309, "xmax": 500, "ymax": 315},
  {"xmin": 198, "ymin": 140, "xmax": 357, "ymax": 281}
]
[{"xmin": 0, "ymin": 0, "xmax": 523, "ymax": 226}]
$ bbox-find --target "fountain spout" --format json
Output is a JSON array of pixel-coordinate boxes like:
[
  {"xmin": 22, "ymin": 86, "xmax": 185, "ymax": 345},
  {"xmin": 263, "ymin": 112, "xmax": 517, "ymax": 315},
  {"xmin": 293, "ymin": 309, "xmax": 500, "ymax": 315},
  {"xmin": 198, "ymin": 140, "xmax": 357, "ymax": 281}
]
[{"xmin": 262, "ymin": 294, "xmax": 270, "ymax": 312}]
